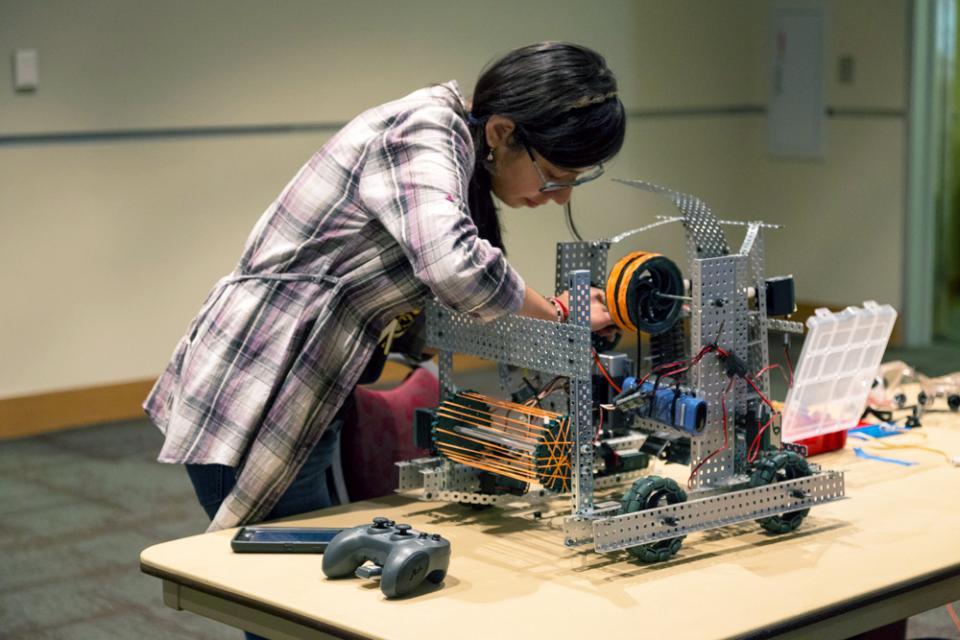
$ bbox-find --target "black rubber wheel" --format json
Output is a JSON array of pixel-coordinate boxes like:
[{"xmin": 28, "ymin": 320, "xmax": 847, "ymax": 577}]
[
  {"xmin": 947, "ymin": 394, "xmax": 960, "ymax": 412},
  {"xmin": 620, "ymin": 476, "xmax": 687, "ymax": 563},
  {"xmin": 749, "ymin": 451, "xmax": 813, "ymax": 534}
]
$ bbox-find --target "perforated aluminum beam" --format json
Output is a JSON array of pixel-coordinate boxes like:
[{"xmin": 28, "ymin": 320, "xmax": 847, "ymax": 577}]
[
  {"xmin": 592, "ymin": 471, "xmax": 845, "ymax": 552},
  {"xmin": 424, "ymin": 300, "xmax": 592, "ymax": 379},
  {"xmin": 567, "ymin": 270, "xmax": 596, "ymax": 516},
  {"xmin": 763, "ymin": 318, "xmax": 805, "ymax": 334}
]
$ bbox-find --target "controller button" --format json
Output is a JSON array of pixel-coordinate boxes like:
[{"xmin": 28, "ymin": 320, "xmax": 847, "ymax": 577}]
[
  {"xmin": 419, "ymin": 532, "xmax": 429, "ymax": 539},
  {"xmin": 431, "ymin": 534, "xmax": 442, "ymax": 541},
  {"xmin": 372, "ymin": 517, "xmax": 391, "ymax": 528},
  {"xmin": 395, "ymin": 524, "xmax": 413, "ymax": 536}
]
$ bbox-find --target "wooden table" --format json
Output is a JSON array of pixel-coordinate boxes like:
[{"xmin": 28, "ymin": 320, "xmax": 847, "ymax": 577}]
[{"xmin": 141, "ymin": 415, "xmax": 960, "ymax": 640}]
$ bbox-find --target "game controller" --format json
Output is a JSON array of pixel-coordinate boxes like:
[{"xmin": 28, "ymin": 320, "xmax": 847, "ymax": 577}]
[{"xmin": 321, "ymin": 517, "xmax": 451, "ymax": 598}]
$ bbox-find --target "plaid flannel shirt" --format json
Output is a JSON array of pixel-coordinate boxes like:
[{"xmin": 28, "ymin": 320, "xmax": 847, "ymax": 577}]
[{"xmin": 144, "ymin": 82, "xmax": 525, "ymax": 530}]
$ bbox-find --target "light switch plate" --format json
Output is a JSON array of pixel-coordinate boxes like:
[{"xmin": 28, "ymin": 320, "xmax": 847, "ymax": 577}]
[{"xmin": 13, "ymin": 49, "xmax": 39, "ymax": 92}]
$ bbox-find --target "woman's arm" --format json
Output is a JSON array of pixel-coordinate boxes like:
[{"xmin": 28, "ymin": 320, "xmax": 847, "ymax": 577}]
[
  {"xmin": 520, "ymin": 286, "xmax": 562, "ymax": 322},
  {"xmin": 360, "ymin": 104, "xmax": 525, "ymax": 322},
  {"xmin": 520, "ymin": 286, "xmax": 615, "ymax": 334}
]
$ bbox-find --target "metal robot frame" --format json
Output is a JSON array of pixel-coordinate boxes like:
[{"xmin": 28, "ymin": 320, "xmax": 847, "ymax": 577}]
[{"xmin": 397, "ymin": 181, "xmax": 846, "ymax": 556}]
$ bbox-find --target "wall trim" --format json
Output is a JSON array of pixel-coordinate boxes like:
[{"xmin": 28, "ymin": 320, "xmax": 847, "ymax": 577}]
[{"xmin": 0, "ymin": 379, "xmax": 157, "ymax": 441}]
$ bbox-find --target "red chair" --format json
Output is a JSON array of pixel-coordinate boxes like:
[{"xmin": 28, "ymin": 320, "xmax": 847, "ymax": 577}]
[{"xmin": 336, "ymin": 365, "xmax": 438, "ymax": 502}]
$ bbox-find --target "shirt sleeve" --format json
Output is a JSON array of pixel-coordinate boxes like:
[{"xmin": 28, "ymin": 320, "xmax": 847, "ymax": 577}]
[{"xmin": 358, "ymin": 103, "xmax": 525, "ymax": 322}]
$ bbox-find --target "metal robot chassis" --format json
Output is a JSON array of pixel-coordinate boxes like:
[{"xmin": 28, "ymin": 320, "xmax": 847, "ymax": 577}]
[{"xmin": 397, "ymin": 181, "xmax": 846, "ymax": 557}]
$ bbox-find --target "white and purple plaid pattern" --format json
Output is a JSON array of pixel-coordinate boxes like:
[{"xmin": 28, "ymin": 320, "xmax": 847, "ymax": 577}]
[{"xmin": 144, "ymin": 82, "xmax": 524, "ymax": 530}]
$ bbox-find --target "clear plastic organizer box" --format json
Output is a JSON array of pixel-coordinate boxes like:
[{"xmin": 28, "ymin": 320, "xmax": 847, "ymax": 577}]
[{"xmin": 781, "ymin": 301, "xmax": 898, "ymax": 442}]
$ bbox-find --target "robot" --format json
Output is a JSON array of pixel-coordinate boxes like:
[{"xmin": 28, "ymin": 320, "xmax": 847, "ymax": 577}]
[{"xmin": 396, "ymin": 180, "xmax": 846, "ymax": 562}]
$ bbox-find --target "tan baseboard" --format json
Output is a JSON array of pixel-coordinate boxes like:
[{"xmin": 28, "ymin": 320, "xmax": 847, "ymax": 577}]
[{"xmin": 0, "ymin": 379, "xmax": 157, "ymax": 441}]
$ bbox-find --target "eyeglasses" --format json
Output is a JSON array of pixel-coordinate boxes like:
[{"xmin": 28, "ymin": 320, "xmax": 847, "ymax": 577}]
[{"xmin": 525, "ymin": 145, "xmax": 605, "ymax": 193}]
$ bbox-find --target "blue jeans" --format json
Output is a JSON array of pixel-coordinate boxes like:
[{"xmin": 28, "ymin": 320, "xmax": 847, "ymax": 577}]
[
  {"xmin": 185, "ymin": 418, "xmax": 343, "ymax": 640},
  {"xmin": 185, "ymin": 416, "xmax": 344, "ymax": 522}
]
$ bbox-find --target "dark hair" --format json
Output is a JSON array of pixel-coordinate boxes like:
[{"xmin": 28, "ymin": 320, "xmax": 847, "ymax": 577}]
[{"xmin": 465, "ymin": 42, "xmax": 627, "ymax": 251}]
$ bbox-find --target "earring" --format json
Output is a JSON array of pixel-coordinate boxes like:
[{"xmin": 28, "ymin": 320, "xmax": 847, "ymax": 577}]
[{"xmin": 486, "ymin": 147, "xmax": 494, "ymax": 162}]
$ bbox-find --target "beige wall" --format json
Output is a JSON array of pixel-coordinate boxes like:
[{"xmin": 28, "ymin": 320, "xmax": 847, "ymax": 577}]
[
  {"xmin": 732, "ymin": 0, "xmax": 908, "ymax": 307},
  {"xmin": 0, "ymin": 0, "xmax": 909, "ymax": 398}
]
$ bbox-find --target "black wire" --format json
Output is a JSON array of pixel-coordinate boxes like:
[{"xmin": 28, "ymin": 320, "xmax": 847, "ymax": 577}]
[{"xmin": 522, "ymin": 376, "xmax": 544, "ymax": 409}]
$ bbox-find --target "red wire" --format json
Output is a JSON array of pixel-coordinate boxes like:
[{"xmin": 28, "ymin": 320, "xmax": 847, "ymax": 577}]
[
  {"xmin": 688, "ymin": 376, "xmax": 734, "ymax": 488},
  {"xmin": 640, "ymin": 344, "xmax": 719, "ymax": 389},
  {"xmin": 783, "ymin": 346, "xmax": 795, "ymax": 388},
  {"xmin": 748, "ymin": 414, "xmax": 776, "ymax": 463},
  {"xmin": 744, "ymin": 365, "xmax": 786, "ymax": 462},
  {"xmin": 592, "ymin": 350, "xmax": 622, "ymax": 394},
  {"xmin": 595, "ymin": 404, "xmax": 605, "ymax": 440},
  {"xmin": 745, "ymin": 376, "xmax": 775, "ymax": 411},
  {"xmin": 754, "ymin": 363, "xmax": 791, "ymax": 388}
]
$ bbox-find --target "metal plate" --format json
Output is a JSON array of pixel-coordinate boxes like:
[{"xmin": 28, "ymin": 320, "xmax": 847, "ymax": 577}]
[
  {"xmin": 600, "ymin": 433, "xmax": 647, "ymax": 452},
  {"xmin": 568, "ymin": 270, "xmax": 595, "ymax": 515},
  {"xmin": 631, "ymin": 415, "xmax": 701, "ymax": 439},
  {"xmin": 425, "ymin": 300, "xmax": 592, "ymax": 379},
  {"xmin": 555, "ymin": 242, "xmax": 609, "ymax": 295},
  {"xmin": 434, "ymin": 489, "xmax": 554, "ymax": 506},
  {"xmin": 594, "ymin": 469, "xmax": 648, "ymax": 489},
  {"xmin": 743, "ymin": 225, "xmax": 772, "ymax": 402},
  {"xmin": 562, "ymin": 502, "xmax": 621, "ymax": 546},
  {"xmin": 592, "ymin": 471, "xmax": 845, "ymax": 552},
  {"xmin": 395, "ymin": 458, "xmax": 443, "ymax": 491},
  {"xmin": 438, "ymin": 350, "xmax": 455, "ymax": 400},
  {"xmin": 764, "ymin": 318, "xmax": 805, "ymax": 335},
  {"xmin": 689, "ymin": 255, "xmax": 749, "ymax": 487},
  {"xmin": 611, "ymin": 179, "xmax": 730, "ymax": 259}
]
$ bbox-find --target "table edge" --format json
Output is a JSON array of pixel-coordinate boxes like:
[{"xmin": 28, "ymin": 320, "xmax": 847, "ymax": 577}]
[
  {"xmin": 142, "ymin": 555, "xmax": 960, "ymax": 640},
  {"xmin": 140, "ymin": 558, "xmax": 372, "ymax": 640},
  {"xmin": 740, "ymin": 562, "xmax": 960, "ymax": 639}
]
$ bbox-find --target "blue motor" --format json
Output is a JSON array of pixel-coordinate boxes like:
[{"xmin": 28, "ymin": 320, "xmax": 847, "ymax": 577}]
[{"xmin": 613, "ymin": 378, "xmax": 707, "ymax": 436}]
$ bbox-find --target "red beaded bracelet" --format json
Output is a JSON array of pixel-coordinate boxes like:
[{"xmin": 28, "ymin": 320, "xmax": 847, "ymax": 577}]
[
  {"xmin": 553, "ymin": 297, "xmax": 569, "ymax": 322},
  {"xmin": 547, "ymin": 297, "xmax": 569, "ymax": 323}
]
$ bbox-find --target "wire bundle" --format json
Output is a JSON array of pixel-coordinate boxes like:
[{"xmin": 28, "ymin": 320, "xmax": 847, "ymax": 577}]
[{"xmin": 432, "ymin": 392, "xmax": 572, "ymax": 492}]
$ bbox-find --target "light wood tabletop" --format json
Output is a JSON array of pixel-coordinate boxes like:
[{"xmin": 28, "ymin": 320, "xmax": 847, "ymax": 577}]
[{"xmin": 141, "ymin": 414, "xmax": 960, "ymax": 640}]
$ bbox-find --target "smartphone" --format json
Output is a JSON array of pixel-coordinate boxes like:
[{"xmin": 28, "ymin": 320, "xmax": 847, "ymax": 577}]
[{"xmin": 230, "ymin": 526, "xmax": 344, "ymax": 553}]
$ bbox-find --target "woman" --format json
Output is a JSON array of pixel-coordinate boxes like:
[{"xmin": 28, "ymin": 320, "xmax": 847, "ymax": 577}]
[{"xmin": 144, "ymin": 41, "xmax": 626, "ymax": 532}]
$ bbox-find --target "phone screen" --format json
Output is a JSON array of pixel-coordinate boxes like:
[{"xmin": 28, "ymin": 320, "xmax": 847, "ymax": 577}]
[{"xmin": 241, "ymin": 528, "xmax": 342, "ymax": 543}]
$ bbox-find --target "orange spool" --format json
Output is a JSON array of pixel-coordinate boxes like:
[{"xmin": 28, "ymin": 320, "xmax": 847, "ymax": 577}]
[
  {"xmin": 606, "ymin": 251, "xmax": 657, "ymax": 333},
  {"xmin": 605, "ymin": 250, "xmax": 684, "ymax": 335}
]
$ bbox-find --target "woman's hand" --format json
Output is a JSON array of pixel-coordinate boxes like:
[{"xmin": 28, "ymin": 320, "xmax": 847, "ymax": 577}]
[{"xmin": 556, "ymin": 288, "xmax": 618, "ymax": 336}]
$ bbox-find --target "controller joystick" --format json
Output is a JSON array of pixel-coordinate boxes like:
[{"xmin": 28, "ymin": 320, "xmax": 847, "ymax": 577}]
[{"xmin": 323, "ymin": 518, "xmax": 451, "ymax": 598}]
